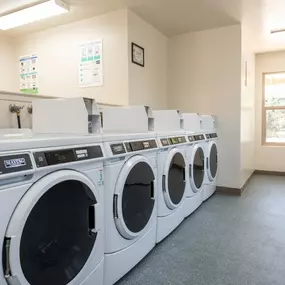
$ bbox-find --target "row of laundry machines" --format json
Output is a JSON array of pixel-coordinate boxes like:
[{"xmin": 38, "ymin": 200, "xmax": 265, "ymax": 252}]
[{"xmin": 0, "ymin": 99, "xmax": 218, "ymax": 285}]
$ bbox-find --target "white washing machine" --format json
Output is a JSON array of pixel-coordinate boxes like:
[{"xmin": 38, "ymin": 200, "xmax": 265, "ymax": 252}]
[
  {"xmin": 182, "ymin": 113, "xmax": 206, "ymax": 218},
  {"xmin": 184, "ymin": 133, "xmax": 207, "ymax": 217},
  {"xmin": 156, "ymin": 131, "xmax": 188, "ymax": 243},
  {"xmin": 201, "ymin": 115, "xmax": 219, "ymax": 201},
  {"xmin": 103, "ymin": 133, "xmax": 158, "ymax": 285},
  {"xmin": 0, "ymin": 134, "xmax": 105, "ymax": 285}
]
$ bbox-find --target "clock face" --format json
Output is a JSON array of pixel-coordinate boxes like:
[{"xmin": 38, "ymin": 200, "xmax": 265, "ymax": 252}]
[{"xmin": 132, "ymin": 43, "xmax": 144, "ymax": 66}]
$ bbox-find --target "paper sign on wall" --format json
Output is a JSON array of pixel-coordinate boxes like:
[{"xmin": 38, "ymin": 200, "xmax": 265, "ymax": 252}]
[
  {"xmin": 19, "ymin": 54, "xmax": 39, "ymax": 94},
  {"xmin": 79, "ymin": 39, "xmax": 103, "ymax": 87}
]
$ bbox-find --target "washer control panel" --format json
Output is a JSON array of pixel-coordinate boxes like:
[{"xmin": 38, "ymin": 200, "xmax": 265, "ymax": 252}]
[
  {"xmin": 169, "ymin": 136, "xmax": 187, "ymax": 145},
  {"xmin": 205, "ymin": 133, "xmax": 218, "ymax": 139},
  {"xmin": 0, "ymin": 153, "xmax": 32, "ymax": 175},
  {"xmin": 160, "ymin": 136, "xmax": 187, "ymax": 146},
  {"xmin": 188, "ymin": 134, "xmax": 205, "ymax": 142},
  {"xmin": 110, "ymin": 139, "xmax": 157, "ymax": 155},
  {"xmin": 34, "ymin": 145, "xmax": 103, "ymax": 168}
]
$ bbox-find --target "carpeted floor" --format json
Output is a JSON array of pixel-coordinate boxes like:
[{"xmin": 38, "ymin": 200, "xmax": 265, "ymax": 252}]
[{"xmin": 117, "ymin": 175, "xmax": 285, "ymax": 285}]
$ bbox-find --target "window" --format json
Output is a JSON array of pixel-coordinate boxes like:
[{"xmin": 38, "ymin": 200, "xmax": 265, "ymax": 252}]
[{"xmin": 263, "ymin": 72, "xmax": 285, "ymax": 144}]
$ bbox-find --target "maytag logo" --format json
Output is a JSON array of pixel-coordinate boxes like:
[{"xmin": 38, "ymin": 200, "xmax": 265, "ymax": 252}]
[{"xmin": 4, "ymin": 158, "xmax": 26, "ymax": 169}]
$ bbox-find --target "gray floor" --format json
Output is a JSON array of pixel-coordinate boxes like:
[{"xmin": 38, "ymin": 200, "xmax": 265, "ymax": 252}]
[{"xmin": 117, "ymin": 175, "xmax": 285, "ymax": 285}]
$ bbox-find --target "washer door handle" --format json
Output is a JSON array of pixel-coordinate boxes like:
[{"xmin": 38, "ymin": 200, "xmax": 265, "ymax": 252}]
[
  {"xmin": 206, "ymin": 157, "xmax": 209, "ymax": 169},
  {"xmin": 89, "ymin": 204, "xmax": 101, "ymax": 234},
  {"xmin": 151, "ymin": 181, "xmax": 155, "ymax": 199},
  {"xmin": 113, "ymin": 194, "xmax": 119, "ymax": 219},
  {"xmin": 88, "ymin": 205, "xmax": 95, "ymax": 235},
  {"xmin": 162, "ymin": 175, "xmax": 166, "ymax": 192},
  {"xmin": 189, "ymin": 164, "xmax": 192, "ymax": 178}
]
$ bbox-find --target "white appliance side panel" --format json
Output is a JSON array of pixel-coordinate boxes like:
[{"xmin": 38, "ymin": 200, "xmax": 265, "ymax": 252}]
[
  {"xmin": 33, "ymin": 98, "xmax": 88, "ymax": 134},
  {"xmin": 0, "ymin": 184, "xmax": 31, "ymax": 282},
  {"xmin": 102, "ymin": 106, "xmax": 149, "ymax": 133}
]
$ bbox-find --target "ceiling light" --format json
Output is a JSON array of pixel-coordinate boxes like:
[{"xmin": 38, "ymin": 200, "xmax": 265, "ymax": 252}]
[
  {"xmin": 0, "ymin": 0, "xmax": 70, "ymax": 30},
  {"xmin": 270, "ymin": 28, "xmax": 285, "ymax": 34}
]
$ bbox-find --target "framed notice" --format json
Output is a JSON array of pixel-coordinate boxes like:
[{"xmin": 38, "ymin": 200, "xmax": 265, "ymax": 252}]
[{"xmin": 132, "ymin": 43, "xmax": 145, "ymax": 67}]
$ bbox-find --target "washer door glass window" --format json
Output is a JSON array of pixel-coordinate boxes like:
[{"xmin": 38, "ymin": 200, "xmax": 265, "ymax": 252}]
[
  {"xmin": 16, "ymin": 179, "xmax": 98, "ymax": 285},
  {"xmin": 209, "ymin": 143, "xmax": 218, "ymax": 179},
  {"xmin": 193, "ymin": 147, "xmax": 205, "ymax": 189},
  {"xmin": 121, "ymin": 161, "xmax": 155, "ymax": 233},
  {"xmin": 168, "ymin": 152, "xmax": 186, "ymax": 205}
]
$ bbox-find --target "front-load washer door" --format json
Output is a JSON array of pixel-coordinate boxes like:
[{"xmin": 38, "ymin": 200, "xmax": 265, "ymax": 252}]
[
  {"xmin": 113, "ymin": 155, "xmax": 155, "ymax": 240},
  {"xmin": 190, "ymin": 145, "xmax": 205, "ymax": 193},
  {"xmin": 162, "ymin": 148, "xmax": 186, "ymax": 210},
  {"xmin": 3, "ymin": 170, "xmax": 101, "ymax": 285},
  {"xmin": 206, "ymin": 141, "xmax": 218, "ymax": 182}
]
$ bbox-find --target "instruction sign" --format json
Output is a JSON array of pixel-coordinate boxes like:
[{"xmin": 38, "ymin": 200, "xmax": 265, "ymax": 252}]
[
  {"xmin": 19, "ymin": 54, "xmax": 39, "ymax": 94},
  {"xmin": 79, "ymin": 39, "xmax": 103, "ymax": 87}
]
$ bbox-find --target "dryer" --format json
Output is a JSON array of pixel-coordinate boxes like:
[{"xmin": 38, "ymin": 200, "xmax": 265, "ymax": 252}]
[
  {"xmin": 201, "ymin": 115, "xmax": 218, "ymax": 201},
  {"xmin": 185, "ymin": 133, "xmax": 207, "ymax": 216},
  {"xmin": 156, "ymin": 131, "xmax": 188, "ymax": 243},
  {"xmin": 0, "ymin": 134, "xmax": 105, "ymax": 285},
  {"xmin": 153, "ymin": 110, "xmax": 188, "ymax": 243},
  {"xmin": 182, "ymin": 113, "xmax": 206, "ymax": 218},
  {"xmin": 103, "ymin": 133, "xmax": 158, "ymax": 285}
]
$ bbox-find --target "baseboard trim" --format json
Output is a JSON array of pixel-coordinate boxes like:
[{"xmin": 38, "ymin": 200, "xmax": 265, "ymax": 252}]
[
  {"xmin": 240, "ymin": 171, "xmax": 255, "ymax": 195},
  {"xmin": 254, "ymin": 170, "xmax": 285, "ymax": 176},
  {"xmin": 216, "ymin": 186, "xmax": 241, "ymax": 196},
  {"xmin": 216, "ymin": 171, "xmax": 255, "ymax": 196}
]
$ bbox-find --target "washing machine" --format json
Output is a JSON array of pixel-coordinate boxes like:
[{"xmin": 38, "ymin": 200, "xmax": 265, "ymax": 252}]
[
  {"xmin": 156, "ymin": 130, "xmax": 188, "ymax": 243},
  {"xmin": 201, "ymin": 115, "xmax": 219, "ymax": 201},
  {"xmin": 182, "ymin": 113, "xmax": 206, "ymax": 218},
  {"xmin": 184, "ymin": 133, "xmax": 207, "ymax": 217},
  {"xmin": 0, "ymin": 134, "xmax": 105, "ymax": 285},
  {"xmin": 103, "ymin": 133, "xmax": 158, "ymax": 285}
]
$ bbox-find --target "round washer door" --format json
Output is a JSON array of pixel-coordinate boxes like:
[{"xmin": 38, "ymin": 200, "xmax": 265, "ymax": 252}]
[
  {"xmin": 190, "ymin": 145, "xmax": 205, "ymax": 193},
  {"xmin": 4, "ymin": 170, "xmax": 101, "ymax": 285},
  {"xmin": 162, "ymin": 148, "xmax": 186, "ymax": 210},
  {"xmin": 114, "ymin": 155, "xmax": 156, "ymax": 240},
  {"xmin": 206, "ymin": 141, "xmax": 218, "ymax": 182}
]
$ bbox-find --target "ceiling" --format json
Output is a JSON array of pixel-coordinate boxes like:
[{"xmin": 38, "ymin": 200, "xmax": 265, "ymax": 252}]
[
  {"xmin": 130, "ymin": 0, "xmax": 238, "ymax": 36},
  {"xmin": 1, "ymin": 0, "xmax": 285, "ymax": 52}
]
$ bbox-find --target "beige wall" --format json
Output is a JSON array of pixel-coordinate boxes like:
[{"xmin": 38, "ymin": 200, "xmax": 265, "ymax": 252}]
[
  {"xmin": 127, "ymin": 10, "xmax": 168, "ymax": 109},
  {"xmin": 12, "ymin": 9, "xmax": 168, "ymax": 109},
  {"xmin": 13, "ymin": 9, "xmax": 129, "ymax": 105},
  {"xmin": 168, "ymin": 25, "xmax": 242, "ymax": 188},
  {"xmin": 255, "ymin": 51, "xmax": 285, "ymax": 171},
  {"xmin": 0, "ymin": 36, "xmax": 18, "ymax": 92},
  {"xmin": 240, "ymin": 52, "xmax": 255, "ymax": 187}
]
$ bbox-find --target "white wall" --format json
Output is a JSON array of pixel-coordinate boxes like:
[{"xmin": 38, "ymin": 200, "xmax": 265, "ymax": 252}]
[
  {"xmin": 168, "ymin": 25, "xmax": 242, "ymax": 188},
  {"xmin": 0, "ymin": 36, "xmax": 18, "ymax": 92},
  {"xmin": 240, "ymin": 52, "xmax": 255, "ymax": 187},
  {"xmin": 255, "ymin": 51, "xmax": 285, "ymax": 171},
  {"xmin": 127, "ymin": 10, "xmax": 168, "ymax": 109},
  {"xmin": 14, "ymin": 9, "xmax": 129, "ymax": 105}
]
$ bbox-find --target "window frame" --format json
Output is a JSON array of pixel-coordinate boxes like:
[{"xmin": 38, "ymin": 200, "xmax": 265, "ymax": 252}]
[{"xmin": 262, "ymin": 71, "xmax": 285, "ymax": 146}]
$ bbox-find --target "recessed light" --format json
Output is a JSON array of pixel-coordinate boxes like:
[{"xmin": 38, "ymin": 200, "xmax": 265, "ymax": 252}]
[{"xmin": 0, "ymin": 0, "xmax": 70, "ymax": 30}]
